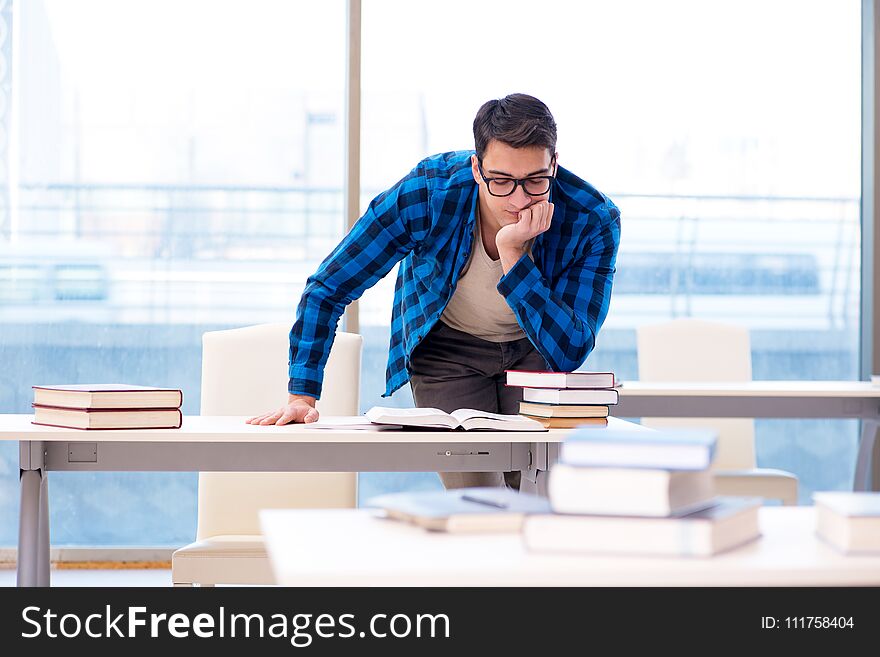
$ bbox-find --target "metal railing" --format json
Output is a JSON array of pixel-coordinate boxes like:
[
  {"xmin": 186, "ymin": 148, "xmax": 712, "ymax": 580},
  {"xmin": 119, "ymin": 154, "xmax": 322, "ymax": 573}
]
[{"xmin": 0, "ymin": 183, "xmax": 861, "ymax": 330}]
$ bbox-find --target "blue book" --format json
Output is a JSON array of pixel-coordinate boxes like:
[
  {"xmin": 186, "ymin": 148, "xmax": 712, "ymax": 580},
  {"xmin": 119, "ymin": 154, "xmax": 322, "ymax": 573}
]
[
  {"xmin": 560, "ymin": 427, "xmax": 718, "ymax": 470},
  {"xmin": 365, "ymin": 487, "xmax": 552, "ymax": 532}
]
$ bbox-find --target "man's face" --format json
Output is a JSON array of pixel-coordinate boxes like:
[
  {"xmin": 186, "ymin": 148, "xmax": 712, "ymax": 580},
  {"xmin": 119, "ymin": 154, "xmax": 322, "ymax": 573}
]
[{"xmin": 471, "ymin": 140, "xmax": 557, "ymax": 229}]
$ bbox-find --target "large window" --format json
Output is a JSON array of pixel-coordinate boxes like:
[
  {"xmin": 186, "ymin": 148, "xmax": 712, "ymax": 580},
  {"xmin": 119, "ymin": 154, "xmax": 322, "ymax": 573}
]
[
  {"xmin": 0, "ymin": 1, "xmax": 865, "ymax": 548},
  {"xmin": 0, "ymin": 0, "xmax": 345, "ymax": 545},
  {"xmin": 358, "ymin": 0, "xmax": 861, "ymax": 503}
]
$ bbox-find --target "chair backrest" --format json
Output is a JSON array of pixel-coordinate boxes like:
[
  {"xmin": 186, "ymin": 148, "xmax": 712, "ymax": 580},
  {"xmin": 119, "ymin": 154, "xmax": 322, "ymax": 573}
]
[
  {"xmin": 197, "ymin": 323, "xmax": 361, "ymax": 539},
  {"xmin": 636, "ymin": 318, "xmax": 755, "ymax": 470}
]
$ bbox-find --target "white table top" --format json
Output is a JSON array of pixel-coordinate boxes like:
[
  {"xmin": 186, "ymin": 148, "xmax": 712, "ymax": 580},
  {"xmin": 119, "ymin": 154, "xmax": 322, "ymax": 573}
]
[
  {"xmin": 261, "ymin": 507, "xmax": 880, "ymax": 587},
  {"xmin": 618, "ymin": 380, "xmax": 880, "ymax": 397},
  {"xmin": 0, "ymin": 414, "xmax": 642, "ymax": 443}
]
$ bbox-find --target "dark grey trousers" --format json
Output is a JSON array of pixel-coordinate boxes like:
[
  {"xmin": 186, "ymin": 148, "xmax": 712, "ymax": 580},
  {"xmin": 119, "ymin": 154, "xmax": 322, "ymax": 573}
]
[{"xmin": 408, "ymin": 320, "xmax": 550, "ymax": 490}]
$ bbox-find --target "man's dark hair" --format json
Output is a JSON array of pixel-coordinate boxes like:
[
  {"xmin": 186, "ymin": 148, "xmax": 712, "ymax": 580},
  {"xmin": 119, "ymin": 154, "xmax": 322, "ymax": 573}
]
[{"xmin": 473, "ymin": 93, "xmax": 557, "ymax": 161}]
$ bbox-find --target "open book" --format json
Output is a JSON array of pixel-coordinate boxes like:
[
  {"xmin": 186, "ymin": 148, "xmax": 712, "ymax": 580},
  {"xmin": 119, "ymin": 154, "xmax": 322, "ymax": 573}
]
[
  {"xmin": 365, "ymin": 406, "xmax": 546, "ymax": 431},
  {"xmin": 367, "ymin": 487, "xmax": 552, "ymax": 532}
]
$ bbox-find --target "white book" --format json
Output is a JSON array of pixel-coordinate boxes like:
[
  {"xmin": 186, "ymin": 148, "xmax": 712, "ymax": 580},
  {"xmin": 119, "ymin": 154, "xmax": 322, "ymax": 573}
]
[
  {"xmin": 522, "ymin": 388, "xmax": 619, "ymax": 405},
  {"xmin": 548, "ymin": 464, "xmax": 716, "ymax": 517},
  {"xmin": 506, "ymin": 370, "xmax": 616, "ymax": 389},
  {"xmin": 523, "ymin": 497, "xmax": 762, "ymax": 557},
  {"xmin": 518, "ymin": 402, "xmax": 610, "ymax": 418},
  {"xmin": 365, "ymin": 406, "xmax": 546, "ymax": 432},
  {"xmin": 560, "ymin": 428, "xmax": 718, "ymax": 470},
  {"xmin": 813, "ymin": 492, "xmax": 880, "ymax": 553}
]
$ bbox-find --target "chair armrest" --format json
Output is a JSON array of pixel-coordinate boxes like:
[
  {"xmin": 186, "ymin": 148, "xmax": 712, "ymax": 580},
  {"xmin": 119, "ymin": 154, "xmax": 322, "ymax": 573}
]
[{"xmin": 713, "ymin": 469, "xmax": 799, "ymax": 505}]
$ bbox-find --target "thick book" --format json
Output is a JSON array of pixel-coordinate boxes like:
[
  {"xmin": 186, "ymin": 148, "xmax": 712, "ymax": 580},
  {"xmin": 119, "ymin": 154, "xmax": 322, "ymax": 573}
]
[
  {"xmin": 366, "ymin": 487, "xmax": 552, "ymax": 533},
  {"xmin": 548, "ymin": 464, "xmax": 716, "ymax": 516},
  {"xmin": 560, "ymin": 427, "xmax": 718, "ymax": 470},
  {"xmin": 522, "ymin": 388, "xmax": 619, "ymax": 405},
  {"xmin": 522, "ymin": 415, "xmax": 608, "ymax": 429},
  {"xmin": 365, "ymin": 406, "xmax": 546, "ymax": 432},
  {"xmin": 519, "ymin": 402, "xmax": 609, "ymax": 418},
  {"xmin": 813, "ymin": 492, "xmax": 880, "ymax": 553},
  {"xmin": 32, "ymin": 404, "xmax": 183, "ymax": 430},
  {"xmin": 523, "ymin": 497, "xmax": 761, "ymax": 557},
  {"xmin": 506, "ymin": 370, "xmax": 616, "ymax": 389},
  {"xmin": 32, "ymin": 384, "xmax": 183, "ymax": 410}
]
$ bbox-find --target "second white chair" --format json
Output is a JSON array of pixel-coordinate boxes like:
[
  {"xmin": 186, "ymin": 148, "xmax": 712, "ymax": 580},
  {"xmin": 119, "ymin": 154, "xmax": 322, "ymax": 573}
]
[
  {"xmin": 171, "ymin": 323, "xmax": 361, "ymax": 586},
  {"xmin": 637, "ymin": 318, "xmax": 798, "ymax": 505}
]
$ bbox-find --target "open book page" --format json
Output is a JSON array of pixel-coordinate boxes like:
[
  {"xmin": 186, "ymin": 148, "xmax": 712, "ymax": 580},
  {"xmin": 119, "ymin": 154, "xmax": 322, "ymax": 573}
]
[
  {"xmin": 449, "ymin": 409, "xmax": 528, "ymax": 423},
  {"xmin": 365, "ymin": 406, "xmax": 456, "ymax": 428},
  {"xmin": 449, "ymin": 409, "xmax": 546, "ymax": 431},
  {"xmin": 365, "ymin": 407, "xmax": 546, "ymax": 431}
]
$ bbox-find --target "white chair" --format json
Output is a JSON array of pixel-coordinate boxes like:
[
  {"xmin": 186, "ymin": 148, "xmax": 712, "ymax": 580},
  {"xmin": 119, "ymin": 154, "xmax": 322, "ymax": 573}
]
[
  {"xmin": 636, "ymin": 318, "xmax": 798, "ymax": 505},
  {"xmin": 171, "ymin": 323, "xmax": 361, "ymax": 586}
]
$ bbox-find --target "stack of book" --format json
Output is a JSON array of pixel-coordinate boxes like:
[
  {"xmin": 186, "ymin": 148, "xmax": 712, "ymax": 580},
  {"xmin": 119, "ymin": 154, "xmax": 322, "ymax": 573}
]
[
  {"xmin": 522, "ymin": 427, "xmax": 763, "ymax": 557},
  {"xmin": 31, "ymin": 384, "xmax": 184, "ymax": 430},
  {"xmin": 505, "ymin": 370, "xmax": 618, "ymax": 428}
]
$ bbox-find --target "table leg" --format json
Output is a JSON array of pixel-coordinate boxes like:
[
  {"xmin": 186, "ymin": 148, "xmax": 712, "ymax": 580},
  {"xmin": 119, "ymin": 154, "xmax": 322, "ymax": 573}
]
[
  {"xmin": 854, "ymin": 419, "xmax": 880, "ymax": 492},
  {"xmin": 519, "ymin": 442, "xmax": 558, "ymax": 497},
  {"xmin": 519, "ymin": 468, "xmax": 547, "ymax": 496},
  {"xmin": 17, "ymin": 469, "xmax": 42, "ymax": 587},
  {"xmin": 533, "ymin": 469, "xmax": 550, "ymax": 497},
  {"xmin": 38, "ymin": 473, "xmax": 51, "ymax": 586}
]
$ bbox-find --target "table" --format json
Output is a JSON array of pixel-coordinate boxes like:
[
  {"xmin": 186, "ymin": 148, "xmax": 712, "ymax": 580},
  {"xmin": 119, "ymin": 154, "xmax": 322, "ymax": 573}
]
[
  {"xmin": 260, "ymin": 507, "xmax": 880, "ymax": 586},
  {"xmin": 1, "ymin": 415, "xmax": 643, "ymax": 587},
  {"xmin": 615, "ymin": 381, "xmax": 880, "ymax": 491}
]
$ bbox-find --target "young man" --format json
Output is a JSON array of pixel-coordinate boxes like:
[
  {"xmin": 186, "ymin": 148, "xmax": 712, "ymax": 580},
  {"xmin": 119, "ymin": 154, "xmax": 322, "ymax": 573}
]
[{"xmin": 247, "ymin": 93, "xmax": 621, "ymax": 490}]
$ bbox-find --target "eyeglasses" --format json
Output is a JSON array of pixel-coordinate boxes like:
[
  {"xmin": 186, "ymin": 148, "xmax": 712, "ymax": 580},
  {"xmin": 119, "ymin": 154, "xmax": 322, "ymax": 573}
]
[{"xmin": 477, "ymin": 160, "xmax": 555, "ymax": 197}]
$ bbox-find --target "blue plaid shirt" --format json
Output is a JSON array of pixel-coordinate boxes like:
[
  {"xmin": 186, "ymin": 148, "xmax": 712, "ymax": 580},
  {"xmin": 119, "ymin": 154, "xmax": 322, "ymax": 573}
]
[{"xmin": 289, "ymin": 150, "xmax": 621, "ymax": 399}]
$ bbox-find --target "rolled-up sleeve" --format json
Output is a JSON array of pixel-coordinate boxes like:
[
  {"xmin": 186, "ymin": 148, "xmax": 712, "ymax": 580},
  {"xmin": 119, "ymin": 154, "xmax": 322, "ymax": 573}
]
[{"xmin": 288, "ymin": 168, "xmax": 429, "ymax": 398}]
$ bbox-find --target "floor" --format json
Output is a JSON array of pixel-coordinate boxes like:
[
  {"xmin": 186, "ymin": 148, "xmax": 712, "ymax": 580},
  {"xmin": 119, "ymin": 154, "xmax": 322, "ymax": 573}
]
[{"xmin": 0, "ymin": 567, "xmax": 175, "ymax": 587}]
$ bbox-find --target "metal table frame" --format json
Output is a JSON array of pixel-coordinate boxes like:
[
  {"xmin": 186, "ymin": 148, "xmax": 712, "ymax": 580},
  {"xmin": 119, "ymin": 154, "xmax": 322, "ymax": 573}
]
[
  {"xmin": 14, "ymin": 424, "xmax": 561, "ymax": 587},
  {"xmin": 615, "ymin": 383, "xmax": 880, "ymax": 492}
]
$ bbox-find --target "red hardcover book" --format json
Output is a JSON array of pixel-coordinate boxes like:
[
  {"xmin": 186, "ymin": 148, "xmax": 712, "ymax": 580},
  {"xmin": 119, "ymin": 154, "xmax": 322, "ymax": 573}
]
[
  {"xmin": 32, "ymin": 384, "xmax": 183, "ymax": 410},
  {"xmin": 506, "ymin": 370, "xmax": 617, "ymax": 389},
  {"xmin": 31, "ymin": 404, "xmax": 183, "ymax": 430}
]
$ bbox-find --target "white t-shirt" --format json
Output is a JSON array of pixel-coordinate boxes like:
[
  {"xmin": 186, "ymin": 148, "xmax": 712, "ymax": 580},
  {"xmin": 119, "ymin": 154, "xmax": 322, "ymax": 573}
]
[{"xmin": 439, "ymin": 207, "xmax": 531, "ymax": 342}]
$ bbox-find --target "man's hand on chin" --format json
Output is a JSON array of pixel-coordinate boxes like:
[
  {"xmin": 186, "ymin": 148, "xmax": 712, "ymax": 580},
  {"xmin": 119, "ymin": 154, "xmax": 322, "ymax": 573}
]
[{"xmin": 495, "ymin": 200, "xmax": 554, "ymax": 273}]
